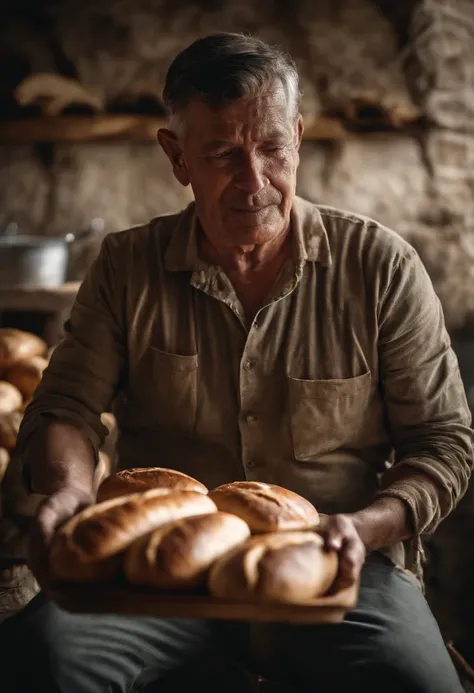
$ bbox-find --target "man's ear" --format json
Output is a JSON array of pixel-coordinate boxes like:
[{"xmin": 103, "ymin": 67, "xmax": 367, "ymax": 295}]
[
  {"xmin": 295, "ymin": 114, "xmax": 304, "ymax": 151},
  {"xmin": 157, "ymin": 128, "xmax": 190, "ymax": 186}
]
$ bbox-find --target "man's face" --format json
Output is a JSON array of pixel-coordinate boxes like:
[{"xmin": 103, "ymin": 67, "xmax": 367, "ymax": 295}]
[{"xmin": 160, "ymin": 84, "xmax": 303, "ymax": 250}]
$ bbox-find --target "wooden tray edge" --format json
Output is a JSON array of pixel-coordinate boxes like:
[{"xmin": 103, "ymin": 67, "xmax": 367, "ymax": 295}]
[{"xmin": 50, "ymin": 581, "xmax": 359, "ymax": 624}]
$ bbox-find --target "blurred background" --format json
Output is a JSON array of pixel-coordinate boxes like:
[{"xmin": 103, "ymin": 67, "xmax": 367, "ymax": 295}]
[{"xmin": 0, "ymin": 0, "xmax": 473, "ymax": 682}]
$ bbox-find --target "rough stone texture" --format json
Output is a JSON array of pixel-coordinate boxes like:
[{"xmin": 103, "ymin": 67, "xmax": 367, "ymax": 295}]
[
  {"xmin": 0, "ymin": 145, "xmax": 52, "ymax": 234},
  {"xmin": 298, "ymin": 135, "xmax": 430, "ymax": 232},
  {"xmin": 47, "ymin": 142, "xmax": 192, "ymax": 236}
]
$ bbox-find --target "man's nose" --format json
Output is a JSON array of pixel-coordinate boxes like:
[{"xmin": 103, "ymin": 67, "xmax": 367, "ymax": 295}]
[{"xmin": 234, "ymin": 153, "xmax": 268, "ymax": 194}]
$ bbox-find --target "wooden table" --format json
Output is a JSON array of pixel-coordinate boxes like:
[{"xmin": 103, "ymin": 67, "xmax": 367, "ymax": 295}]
[{"xmin": 0, "ymin": 282, "xmax": 81, "ymax": 345}]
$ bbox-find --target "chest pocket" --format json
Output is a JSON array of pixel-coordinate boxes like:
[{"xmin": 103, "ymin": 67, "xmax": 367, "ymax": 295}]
[
  {"xmin": 130, "ymin": 347, "xmax": 198, "ymax": 434},
  {"xmin": 288, "ymin": 371, "xmax": 372, "ymax": 460}
]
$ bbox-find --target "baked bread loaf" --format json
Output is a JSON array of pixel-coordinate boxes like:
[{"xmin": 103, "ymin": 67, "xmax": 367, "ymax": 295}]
[
  {"xmin": 124, "ymin": 511, "xmax": 250, "ymax": 590},
  {"xmin": 5, "ymin": 356, "xmax": 48, "ymax": 400},
  {"xmin": 0, "ymin": 447, "xmax": 9, "ymax": 483},
  {"xmin": 208, "ymin": 482, "xmax": 319, "ymax": 532},
  {"xmin": 97, "ymin": 467, "xmax": 208, "ymax": 502},
  {"xmin": 0, "ymin": 382, "xmax": 23, "ymax": 416},
  {"xmin": 208, "ymin": 531, "xmax": 338, "ymax": 603},
  {"xmin": 49, "ymin": 489, "xmax": 217, "ymax": 583},
  {"xmin": 0, "ymin": 329, "xmax": 47, "ymax": 372},
  {"xmin": 0, "ymin": 411, "xmax": 23, "ymax": 450}
]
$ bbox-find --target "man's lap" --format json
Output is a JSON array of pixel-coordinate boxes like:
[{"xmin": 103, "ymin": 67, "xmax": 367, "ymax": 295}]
[{"xmin": 0, "ymin": 553, "xmax": 463, "ymax": 693}]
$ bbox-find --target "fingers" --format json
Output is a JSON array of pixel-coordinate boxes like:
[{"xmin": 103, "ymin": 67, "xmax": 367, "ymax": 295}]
[
  {"xmin": 27, "ymin": 488, "xmax": 93, "ymax": 593},
  {"xmin": 319, "ymin": 514, "xmax": 366, "ymax": 593}
]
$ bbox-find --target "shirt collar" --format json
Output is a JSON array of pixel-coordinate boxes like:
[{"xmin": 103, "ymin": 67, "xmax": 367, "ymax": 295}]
[{"xmin": 164, "ymin": 196, "xmax": 332, "ymax": 272}]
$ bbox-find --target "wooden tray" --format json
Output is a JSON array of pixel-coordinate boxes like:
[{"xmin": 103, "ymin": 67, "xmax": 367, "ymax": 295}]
[{"xmin": 50, "ymin": 581, "xmax": 359, "ymax": 624}]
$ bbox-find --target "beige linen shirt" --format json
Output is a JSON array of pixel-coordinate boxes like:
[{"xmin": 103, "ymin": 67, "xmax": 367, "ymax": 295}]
[{"xmin": 18, "ymin": 196, "xmax": 473, "ymax": 577}]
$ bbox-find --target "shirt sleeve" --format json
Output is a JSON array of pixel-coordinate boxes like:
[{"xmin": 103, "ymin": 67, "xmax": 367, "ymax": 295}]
[
  {"xmin": 375, "ymin": 247, "xmax": 473, "ymax": 535},
  {"xmin": 16, "ymin": 233, "xmax": 127, "ymax": 459}
]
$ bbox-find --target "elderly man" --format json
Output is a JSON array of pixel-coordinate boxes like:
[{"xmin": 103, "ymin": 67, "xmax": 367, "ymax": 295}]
[{"xmin": 1, "ymin": 33, "xmax": 471, "ymax": 693}]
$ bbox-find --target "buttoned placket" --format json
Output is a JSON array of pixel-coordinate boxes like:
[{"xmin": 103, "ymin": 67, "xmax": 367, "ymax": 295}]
[{"xmin": 191, "ymin": 259, "xmax": 305, "ymax": 480}]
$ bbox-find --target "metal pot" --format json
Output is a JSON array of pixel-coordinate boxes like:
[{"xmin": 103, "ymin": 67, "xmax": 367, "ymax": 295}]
[{"xmin": 0, "ymin": 220, "xmax": 104, "ymax": 289}]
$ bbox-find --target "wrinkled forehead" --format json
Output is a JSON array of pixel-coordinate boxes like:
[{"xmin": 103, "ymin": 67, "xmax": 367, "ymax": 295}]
[{"xmin": 181, "ymin": 84, "xmax": 295, "ymax": 146}]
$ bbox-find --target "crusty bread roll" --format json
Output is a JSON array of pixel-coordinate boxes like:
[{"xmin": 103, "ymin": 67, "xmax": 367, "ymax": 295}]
[
  {"xmin": 49, "ymin": 489, "xmax": 217, "ymax": 583},
  {"xmin": 0, "ymin": 411, "xmax": 23, "ymax": 450},
  {"xmin": 97, "ymin": 467, "xmax": 208, "ymax": 502},
  {"xmin": 5, "ymin": 356, "xmax": 48, "ymax": 400},
  {"xmin": 124, "ymin": 512, "xmax": 250, "ymax": 590},
  {"xmin": 208, "ymin": 531, "xmax": 338, "ymax": 603},
  {"xmin": 0, "ymin": 446, "xmax": 9, "ymax": 483},
  {"xmin": 0, "ymin": 381, "xmax": 23, "ymax": 415},
  {"xmin": 0, "ymin": 329, "xmax": 47, "ymax": 371},
  {"xmin": 208, "ymin": 482, "xmax": 319, "ymax": 532},
  {"xmin": 93, "ymin": 451, "xmax": 112, "ymax": 491}
]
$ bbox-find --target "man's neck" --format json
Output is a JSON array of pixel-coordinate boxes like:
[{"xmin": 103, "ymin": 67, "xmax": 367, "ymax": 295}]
[{"xmin": 200, "ymin": 228, "xmax": 292, "ymax": 280}]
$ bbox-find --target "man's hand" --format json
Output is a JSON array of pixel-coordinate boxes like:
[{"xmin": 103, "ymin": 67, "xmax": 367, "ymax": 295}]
[
  {"xmin": 317, "ymin": 514, "xmax": 366, "ymax": 593},
  {"xmin": 28, "ymin": 486, "xmax": 94, "ymax": 594}
]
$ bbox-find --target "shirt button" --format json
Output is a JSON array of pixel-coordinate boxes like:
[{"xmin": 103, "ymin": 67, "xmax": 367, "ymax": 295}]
[
  {"xmin": 253, "ymin": 321, "xmax": 259, "ymax": 329},
  {"xmin": 246, "ymin": 459, "xmax": 255, "ymax": 469},
  {"xmin": 245, "ymin": 413, "xmax": 257, "ymax": 423},
  {"xmin": 243, "ymin": 360, "xmax": 253, "ymax": 371}
]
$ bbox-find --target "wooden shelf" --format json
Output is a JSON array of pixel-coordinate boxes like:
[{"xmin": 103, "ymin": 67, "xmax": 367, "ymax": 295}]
[
  {"xmin": 0, "ymin": 114, "xmax": 347, "ymax": 144},
  {"xmin": 0, "ymin": 282, "xmax": 81, "ymax": 312}
]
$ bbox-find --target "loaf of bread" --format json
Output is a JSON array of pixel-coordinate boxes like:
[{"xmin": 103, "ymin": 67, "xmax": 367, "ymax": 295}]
[
  {"xmin": 0, "ymin": 446, "xmax": 9, "ymax": 483},
  {"xmin": 97, "ymin": 467, "xmax": 208, "ymax": 502},
  {"xmin": 49, "ymin": 489, "xmax": 217, "ymax": 583},
  {"xmin": 0, "ymin": 382, "xmax": 23, "ymax": 416},
  {"xmin": 0, "ymin": 329, "xmax": 47, "ymax": 372},
  {"xmin": 208, "ymin": 531, "xmax": 338, "ymax": 603},
  {"xmin": 208, "ymin": 482, "xmax": 319, "ymax": 532},
  {"xmin": 0, "ymin": 411, "xmax": 23, "ymax": 450},
  {"xmin": 124, "ymin": 511, "xmax": 250, "ymax": 590},
  {"xmin": 5, "ymin": 356, "xmax": 48, "ymax": 400}
]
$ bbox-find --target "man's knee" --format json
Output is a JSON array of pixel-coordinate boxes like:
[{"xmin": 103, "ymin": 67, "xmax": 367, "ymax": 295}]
[
  {"xmin": 346, "ymin": 635, "xmax": 464, "ymax": 693},
  {"xmin": 0, "ymin": 596, "xmax": 137, "ymax": 693}
]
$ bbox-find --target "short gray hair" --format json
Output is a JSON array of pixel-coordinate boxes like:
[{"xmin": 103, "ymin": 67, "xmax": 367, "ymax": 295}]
[{"xmin": 163, "ymin": 33, "xmax": 300, "ymax": 134}]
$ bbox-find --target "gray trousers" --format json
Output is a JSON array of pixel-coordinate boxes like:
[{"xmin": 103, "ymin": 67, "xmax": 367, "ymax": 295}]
[{"xmin": 0, "ymin": 553, "xmax": 463, "ymax": 693}]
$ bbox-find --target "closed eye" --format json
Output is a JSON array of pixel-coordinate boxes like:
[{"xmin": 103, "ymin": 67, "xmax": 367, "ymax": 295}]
[{"xmin": 212, "ymin": 149, "xmax": 235, "ymax": 159}]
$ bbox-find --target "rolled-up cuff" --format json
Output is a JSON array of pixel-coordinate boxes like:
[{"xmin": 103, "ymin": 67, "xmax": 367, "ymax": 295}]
[
  {"xmin": 17, "ymin": 409, "xmax": 106, "ymax": 462},
  {"xmin": 374, "ymin": 477, "xmax": 441, "ymax": 536}
]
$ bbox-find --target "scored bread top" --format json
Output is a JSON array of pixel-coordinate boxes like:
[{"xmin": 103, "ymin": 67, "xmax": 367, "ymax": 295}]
[
  {"xmin": 208, "ymin": 481, "xmax": 319, "ymax": 532},
  {"xmin": 124, "ymin": 511, "xmax": 250, "ymax": 588},
  {"xmin": 97, "ymin": 467, "xmax": 208, "ymax": 502},
  {"xmin": 50, "ymin": 488, "xmax": 217, "ymax": 572},
  {"xmin": 208, "ymin": 531, "xmax": 338, "ymax": 603}
]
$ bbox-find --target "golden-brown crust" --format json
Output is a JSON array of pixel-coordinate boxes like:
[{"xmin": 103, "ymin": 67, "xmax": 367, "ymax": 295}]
[
  {"xmin": 208, "ymin": 531, "xmax": 338, "ymax": 603},
  {"xmin": 0, "ymin": 446, "xmax": 10, "ymax": 483},
  {"xmin": 5, "ymin": 356, "xmax": 48, "ymax": 400},
  {"xmin": 0, "ymin": 329, "xmax": 47, "ymax": 372},
  {"xmin": 0, "ymin": 381, "xmax": 23, "ymax": 416},
  {"xmin": 124, "ymin": 511, "xmax": 250, "ymax": 590},
  {"xmin": 208, "ymin": 482, "xmax": 319, "ymax": 532},
  {"xmin": 97, "ymin": 467, "xmax": 208, "ymax": 502},
  {"xmin": 49, "ymin": 489, "xmax": 217, "ymax": 583}
]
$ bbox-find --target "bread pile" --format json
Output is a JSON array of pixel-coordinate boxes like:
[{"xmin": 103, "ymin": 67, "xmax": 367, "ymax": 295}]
[
  {"xmin": 49, "ymin": 470, "xmax": 338, "ymax": 603},
  {"xmin": 0, "ymin": 329, "xmax": 50, "ymax": 485},
  {"xmin": 0, "ymin": 329, "xmax": 114, "ymax": 492}
]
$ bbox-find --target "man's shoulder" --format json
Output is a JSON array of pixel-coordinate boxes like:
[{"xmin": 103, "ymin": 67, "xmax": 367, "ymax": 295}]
[
  {"xmin": 296, "ymin": 197, "xmax": 416, "ymax": 265},
  {"xmin": 102, "ymin": 207, "xmax": 190, "ymax": 256}
]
